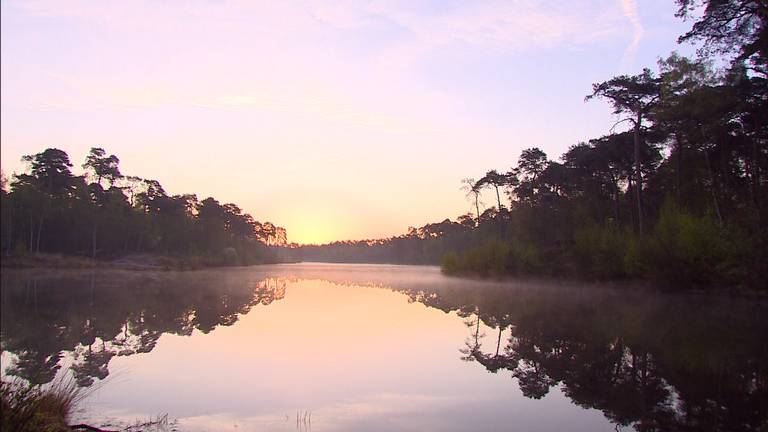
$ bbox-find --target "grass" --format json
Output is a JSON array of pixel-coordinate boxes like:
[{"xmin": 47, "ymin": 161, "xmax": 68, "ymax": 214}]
[
  {"xmin": 123, "ymin": 413, "xmax": 171, "ymax": 432},
  {"xmin": 0, "ymin": 253, "xmax": 98, "ymax": 269},
  {"xmin": 1, "ymin": 377, "xmax": 89, "ymax": 432}
]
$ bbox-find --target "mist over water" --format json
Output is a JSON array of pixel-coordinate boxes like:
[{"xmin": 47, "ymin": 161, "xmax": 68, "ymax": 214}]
[{"xmin": 2, "ymin": 264, "xmax": 766, "ymax": 431}]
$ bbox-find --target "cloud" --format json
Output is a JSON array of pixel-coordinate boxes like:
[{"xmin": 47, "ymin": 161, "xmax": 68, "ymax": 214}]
[
  {"xmin": 310, "ymin": 1, "xmax": 628, "ymax": 51},
  {"xmin": 619, "ymin": 0, "xmax": 645, "ymax": 69}
]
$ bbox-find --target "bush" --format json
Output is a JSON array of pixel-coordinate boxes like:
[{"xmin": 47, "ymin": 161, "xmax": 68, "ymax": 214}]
[
  {"xmin": 1, "ymin": 378, "xmax": 85, "ymax": 432},
  {"xmin": 645, "ymin": 203, "xmax": 734, "ymax": 286},
  {"xmin": 441, "ymin": 251, "xmax": 461, "ymax": 274},
  {"xmin": 507, "ymin": 241, "xmax": 541, "ymax": 275},
  {"xmin": 573, "ymin": 222, "xmax": 629, "ymax": 279},
  {"xmin": 441, "ymin": 238, "xmax": 547, "ymax": 277}
]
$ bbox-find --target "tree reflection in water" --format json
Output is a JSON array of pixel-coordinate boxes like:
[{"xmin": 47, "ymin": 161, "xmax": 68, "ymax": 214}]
[
  {"xmin": 1, "ymin": 271, "xmax": 288, "ymax": 387},
  {"xmin": 1, "ymin": 269, "xmax": 766, "ymax": 431},
  {"xmin": 400, "ymin": 283, "xmax": 768, "ymax": 432}
]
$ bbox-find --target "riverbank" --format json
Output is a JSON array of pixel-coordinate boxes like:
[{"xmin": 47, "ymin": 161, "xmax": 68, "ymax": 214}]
[{"xmin": 0, "ymin": 253, "xmax": 296, "ymax": 271}]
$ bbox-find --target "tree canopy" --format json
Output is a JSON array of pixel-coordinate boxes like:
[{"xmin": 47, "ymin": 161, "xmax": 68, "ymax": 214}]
[{"xmin": 1, "ymin": 148, "xmax": 287, "ymax": 265}]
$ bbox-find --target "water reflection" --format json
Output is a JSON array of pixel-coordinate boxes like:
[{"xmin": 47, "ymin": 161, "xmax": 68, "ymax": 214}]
[
  {"xmin": 1, "ymin": 265, "xmax": 766, "ymax": 431},
  {"xmin": 1, "ymin": 271, "xmax": 287, "ymax": 387},
  {"xmin": 397, "ymin": 283, "xmax": 768, "ymax": 432}
]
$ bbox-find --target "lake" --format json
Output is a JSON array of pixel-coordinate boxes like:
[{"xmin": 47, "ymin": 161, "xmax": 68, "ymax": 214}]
[{"xmin": 1, "ymin": 263, "xmax": 766, "ymax": 431}]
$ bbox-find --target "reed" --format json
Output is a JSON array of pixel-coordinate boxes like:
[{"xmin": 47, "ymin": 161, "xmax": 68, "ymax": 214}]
[{"xmin": 1, "ymin": 377, "xmax": 88, "ymax": 432}]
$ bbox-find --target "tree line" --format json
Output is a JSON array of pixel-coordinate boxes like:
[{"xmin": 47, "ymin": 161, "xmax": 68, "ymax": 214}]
[
  {"xmin": 396, "ymin": 280, "xmax": 768, "ymax": 431},
  {"xmin": 0, "ymin": 147, "xmax": 287, "ymax": 266},
  {"xmin": 297, "ymin": 0, "xmax": 768, "ymax": 290},
  {"xmin": 0, "ymin": 271, "xmax": 288, "ymax": 386}
]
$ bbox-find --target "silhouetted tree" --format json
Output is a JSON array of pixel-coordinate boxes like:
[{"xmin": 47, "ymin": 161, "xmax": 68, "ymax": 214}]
[
  {"xmin": 587, "ymin": 70, "xmax": 661, "ymax": 235},
  {"xmin": 461, "ymin": 178, "xmax": 482, "ymax": 223}
]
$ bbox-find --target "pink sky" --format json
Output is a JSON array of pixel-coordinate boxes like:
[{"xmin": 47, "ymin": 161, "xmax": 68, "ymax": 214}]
[{"xmin": 1, "ymin": 0, "xmax": 693, "ymax": 244}]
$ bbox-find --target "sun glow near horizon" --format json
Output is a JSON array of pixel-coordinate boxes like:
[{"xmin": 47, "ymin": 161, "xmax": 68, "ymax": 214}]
[
  {"xmin": 289, "ymin": 221, "xmax": 339, "ymax": 245},
  {"xmin": 0, "ymin": 0, "xmax": 692, "ymax": 243}
]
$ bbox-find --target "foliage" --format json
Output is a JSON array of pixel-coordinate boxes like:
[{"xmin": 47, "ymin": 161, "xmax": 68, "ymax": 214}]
[
  {"xmin": 295, "ymin": 7, "xmax": 768, "ymax": 291},
  {"xmin": 0, "ymin": 148, "xmax": 288, "ymax": 266},
  {"xmin": 1, "ymin": 272, "xmax": 290, "ymax": 387},
  {"xmin": 573, "ymin": 222, "xmax": 631, "ymax": 279},
  {"xmin": 1, "ymin": 378, "xmax": 84, "ymax": 432},
  {"xmin": 645, "ymin": 203, "xmax": 739, "ymax": 286},
  {"xmin": 676, "ymin": 0, "xmax": 767, "ymax": 75},
  {"xmin": 441, "ymin": 240, "xmax": 510, "ymax": 277},
  {"xmin": 397, "ymin": 280, "xmax": 768, "ymax": 431}
]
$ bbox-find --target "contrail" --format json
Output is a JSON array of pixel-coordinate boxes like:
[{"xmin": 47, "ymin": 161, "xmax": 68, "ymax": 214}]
[{"xmin": 619, "ymin": 0, "xmax": 644, "ymax": 70}]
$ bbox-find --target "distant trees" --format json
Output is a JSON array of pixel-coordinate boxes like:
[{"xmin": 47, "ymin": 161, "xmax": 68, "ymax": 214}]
[
  {"xmin": 1, "ymin": 272, "xmax": 289, "ymax": 386},
  {"xmin": 434, "ymin": 2, "xmax": 768, "ymax": 289},
  {"xmin": 83, "ymin": 147, "xmax": 122, "ymax": 187},
  {"xmin": 13, "ymin": 148, "xmax": 80, "ymax": 254},
  {"xmin": 476, "ymin": 170, "xmax": 509, "ymax": 211},
  {"xmin": 298, "ymin": 4, "xmax": 768, "ymax": 290},
  {"xmin": 439, "ymin": 47, "xmax": 766, "ymax": 288},
  {"xmin": 512, "ymin": 147, "xmax": 549, "ymax": 205},
  {"xmin": 397, "ymin": 281, "xmax": 768, "ymax": 430},
  {"xmin": 461, "ymin": 178, "xmax": 482, "ymax": 223},
  {"xmin": 0, "ymin": 147, "xmax": 287, "ymax": 265},
  {"xmin": 676, "ymin": 0, "xmax": 767, "ymax": 75},
  {"xmin": 587, "ymin": 69, "xmax": 661, "ymax": 235}
]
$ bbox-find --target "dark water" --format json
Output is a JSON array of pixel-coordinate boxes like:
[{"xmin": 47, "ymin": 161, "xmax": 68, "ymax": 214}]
[{"xmin": 1, "ymin": 264, "xmax": 766, "ymax": 431}]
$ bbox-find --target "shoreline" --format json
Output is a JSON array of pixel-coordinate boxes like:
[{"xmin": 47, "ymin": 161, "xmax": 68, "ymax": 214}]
[
  {"xmin": 0, "ymin": 253, "xmax": 296, "ymax": 272},
  {"xmin": 1, "ymin": 254, "xmax": 764, "ymax": 298}
]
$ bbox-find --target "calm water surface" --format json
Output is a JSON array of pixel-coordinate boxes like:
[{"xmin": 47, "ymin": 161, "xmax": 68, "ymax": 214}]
[{"xmin": 1, "ymin": 263, "xmax": 766, "ymax": 431}]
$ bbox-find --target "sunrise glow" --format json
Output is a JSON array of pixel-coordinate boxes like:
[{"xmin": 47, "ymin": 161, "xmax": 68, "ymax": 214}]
[{"xmin": 0, "ymin": 0, "xmax": 694, "ymax": 244}]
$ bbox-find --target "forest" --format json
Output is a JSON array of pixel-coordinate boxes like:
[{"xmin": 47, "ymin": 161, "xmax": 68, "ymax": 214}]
[
  {"xmin": 3, "ymin": 270, "xmax": 765, "ymax": 429},
  {"xmin": 0, "ymin": 147, "xmax": 288, "ymax": 267},
  {"xmin": 296, "ymin": 0, "xmax": 768, "ymax": 290},
  {"xmin": 1, "ymin": 0, "xmax": 766, "ymax": 290}
]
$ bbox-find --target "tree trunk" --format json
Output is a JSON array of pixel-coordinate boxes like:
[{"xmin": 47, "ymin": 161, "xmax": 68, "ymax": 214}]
[
  {"xmin": 92, "ymin": 224, "xmax": 97, "ymax": 259},
  {"xmin": 495, "ymin": 327, "xmax": 502, "ymax": 357},
  {"xmin": 746, "ymin": 144, "xmax": 756, "ymax": 208},
  {"xmin": 36, "ymin": 215, "xmax": 44, "ymax": 254},
  {"xmin": 633, "ymin": 116, "xmax": 644, "ymax": 236},
  {"xmin": 474, "ymin": 315, "xmax": 481, "ymax": 347},
  {"xmin": 29, "ymin": 214, "xmax": 34, "ymax": 253},
  {"xmin": 610, "ymin": 173, "xmax": 620, "ymax": 224},
  {"xmin": 627, "ymin": 177, "xmax": 636, "ymax": 230},
  {"xmin": 6, "ymin": 210, "xmax": 12, "ymax": 256},
  {"xmin": 703, "ymin": 148, "xmax": 723, "ymax": 225},
  {"xmin": 675, "ymin": 134, "xmax": 683, "ymax": 206},
  {"xmin": 750, "ymin": 135, "xmax": 760, "ymax": 210},
  {"xmin": 701, "ymin": 127, "xmax": 723, "ymax": 225}
]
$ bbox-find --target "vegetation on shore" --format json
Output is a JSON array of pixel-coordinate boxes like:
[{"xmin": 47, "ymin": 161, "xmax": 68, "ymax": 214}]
[
  {"xmin": 1, "ymin": 378, "xmax": 87, "ymax": 432},
  {"xmin": 0, "ymin": 252, "xmax": 295, "ymax": 271},
  {"xmin": 0, "ymin": 147, "xmax": 289, "ymax": 268},
  {"xmin": 439, "ymin": 0, "xmax": 768, "ymax": 290},
  {"xmin": 295, "ymin": 0, "xmax": 767, "ymax": 291},
  {"xmin": 1, "ymin": 377, "xmax": 167, "ymax": 432},
  {"xmin": 0, "ymin": 1, "xmax": 765, "ymax": 290}
]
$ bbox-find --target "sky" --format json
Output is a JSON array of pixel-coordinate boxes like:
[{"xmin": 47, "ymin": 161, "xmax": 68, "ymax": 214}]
[{"xmin": 1, "ymin": 0, "xmax": 697, "ymax": 244}]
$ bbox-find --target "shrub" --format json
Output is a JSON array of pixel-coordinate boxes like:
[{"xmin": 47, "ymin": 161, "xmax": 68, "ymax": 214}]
[
  {"xmin": 508, "ymin": 241, "xmax": 541, "ymax": 275},
  {"xmin": 1, "ymin": 378, "xmax": 85, "ymax": 432},
  {"xmin": 573, "ymin": 222, "xmax": 629, "ymax": 279},
  {"xmin": 442, "ymin": 239, "xmax": 545, "ymax": 277},
  {"xmin": 645, "ymin": 203, "xmax": 734, "ymax": 286},
  {"xmin": 441, "ymin": 251, "xmax": 461, "ymax": 274}
]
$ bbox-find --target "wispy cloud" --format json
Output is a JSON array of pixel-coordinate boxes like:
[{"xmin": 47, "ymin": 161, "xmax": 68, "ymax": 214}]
[
  {"xmin": 310, "ymin": 1, "xmax": 627, "ymax": 52},
  {"xmin": 619, "ymin": 0, "xmax": 645, "ymax": 70},
  {"xmin": 2, "ymin": 0, "xmax": 674, "ymax": 241}
]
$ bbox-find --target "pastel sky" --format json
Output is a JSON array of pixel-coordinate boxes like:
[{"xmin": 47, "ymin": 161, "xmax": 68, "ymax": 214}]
[{"xmin": 1, "ymin": 0, "xmax": 696, "ymax": 244}]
